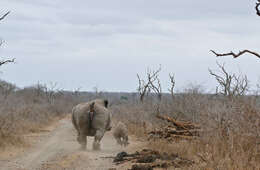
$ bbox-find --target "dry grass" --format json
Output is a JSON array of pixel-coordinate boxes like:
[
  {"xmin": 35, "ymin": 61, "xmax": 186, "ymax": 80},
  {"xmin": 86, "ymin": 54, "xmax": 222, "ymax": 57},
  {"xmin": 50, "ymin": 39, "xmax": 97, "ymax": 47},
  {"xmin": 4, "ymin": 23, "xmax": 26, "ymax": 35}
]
[
  {"xmin": 1, "ymin": 80, "xmax": 260, "ymax": 169},
  {"xmin": 112, "ymin": 91, "xmax": 260, "ymax": 169},
  {"xmin": 0, "ymin": 83, "xmax": 79, "ymax": 149}
]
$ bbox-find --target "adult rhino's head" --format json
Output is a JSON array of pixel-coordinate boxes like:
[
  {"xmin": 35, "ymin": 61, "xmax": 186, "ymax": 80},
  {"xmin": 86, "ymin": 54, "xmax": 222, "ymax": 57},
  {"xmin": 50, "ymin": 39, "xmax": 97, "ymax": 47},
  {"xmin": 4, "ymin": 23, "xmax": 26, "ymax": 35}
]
[
  {"xmin": 91, "ymin": 99, "xmax": 112, "ymax": 131},
  {"xmin": 93, "ymin": 99, "xmax": 108, "ymax": 108}
]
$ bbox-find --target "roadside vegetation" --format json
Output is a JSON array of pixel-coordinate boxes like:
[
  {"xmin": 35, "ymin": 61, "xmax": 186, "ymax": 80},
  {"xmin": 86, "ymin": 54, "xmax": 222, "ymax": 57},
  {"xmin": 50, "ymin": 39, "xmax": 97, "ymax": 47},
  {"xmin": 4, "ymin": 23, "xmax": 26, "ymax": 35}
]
[
  {"xmin": 0, "ymin": 82, "xmax": 81, "ymax": 148},
  {"xmin": 1, "ymin": 3, "xmax": 260, "ymax": 169},
  {"xmin": 111, "ymin": 65, "xmax": 260, "ymax": 169}
]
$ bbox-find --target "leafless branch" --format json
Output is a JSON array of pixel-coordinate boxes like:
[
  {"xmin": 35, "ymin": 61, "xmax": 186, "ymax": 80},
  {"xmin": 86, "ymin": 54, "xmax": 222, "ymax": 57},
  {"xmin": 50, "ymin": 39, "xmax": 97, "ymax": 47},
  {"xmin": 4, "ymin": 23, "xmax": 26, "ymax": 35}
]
[
  {"xmin": 0, "ymin": 58, "xmax": 15, "ymax": 66},
  {"xmin": 137, "ymin": 74, "xmax": 149, "ymax": 102},
  {"xmin": 209, "ymin": 62, "xmax": 249, "ymax": 96},
  {"xmin": 147, "ymin": 66, "xmax": 162, "ymax": 101},
  {"xmin": 211, "ymin": 50, "xmax": 260, "ymax": 59},
  {"xmin": 0, "ymin": 80, "xmax": 16, "ymax": 99},
  {"xmin": 137, "ymin": 65, "xmax": 162, "ymax": 102},
  {"xmin": 210, "ymin": 1, "xmax": 260, "ymax": 62},
  {"xmin": 0, "ymin": 11, "xmax": 15, "ymax": 66},
  {"xmin": 233, "ymin": 75, "xmax": 248, "ymax": 95},
  {"xmin": 42, "ymin": 82, "xmax": 64, "ymax": 104},
  {"xmin": 0, "ymin": 11, "xmax": 10, "ymax": 21},
  {"xmin": 256, "ymin": 1, "xmax": 260, "ymax": 16},
  {"xmin": 209, "ymin": 62, "xmax": 234, "ymax": 96}
]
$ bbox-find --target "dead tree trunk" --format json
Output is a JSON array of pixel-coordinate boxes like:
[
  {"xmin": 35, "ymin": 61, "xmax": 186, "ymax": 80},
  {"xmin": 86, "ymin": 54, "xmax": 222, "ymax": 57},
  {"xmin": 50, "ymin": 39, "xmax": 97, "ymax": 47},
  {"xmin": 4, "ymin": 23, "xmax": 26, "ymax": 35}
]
[
  {"xmin": 137, "ymin": 74, "xmax": 149, "ymax": 102},
  {"xmin": 168, "ymin": 73, "xmax": 175, "ymax": 101},
  {"xmin": 147, "ymin": 66, "xmax": 162, "ymax": 101}
]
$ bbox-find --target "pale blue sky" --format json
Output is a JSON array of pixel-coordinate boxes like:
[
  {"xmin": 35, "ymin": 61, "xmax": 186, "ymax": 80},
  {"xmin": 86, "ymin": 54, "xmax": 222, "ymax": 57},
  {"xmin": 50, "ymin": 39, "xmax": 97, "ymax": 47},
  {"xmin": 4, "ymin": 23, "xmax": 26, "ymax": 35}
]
[{"xmin": 0, "ymin": 0, "xmax": 259, "ymax": 92}]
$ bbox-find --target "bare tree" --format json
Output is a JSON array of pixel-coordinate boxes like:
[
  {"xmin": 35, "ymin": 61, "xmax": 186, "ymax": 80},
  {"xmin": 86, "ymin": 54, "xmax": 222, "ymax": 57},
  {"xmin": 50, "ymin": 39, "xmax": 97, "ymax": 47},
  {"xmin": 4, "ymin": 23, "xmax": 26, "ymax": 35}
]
[
  {"xmin": 137, "ymin": 66, "xmax": 162, "ymax": 102},
  {"xmin": 41, "ymin": 82, "xmax": 63, "ymax": 104},
  {"xmin": 73, "ymin": 87, "xmax": 82, "ymax": 97},
  {"xmin": 168, "ymin": 73, "xmax": 175, "ymax": 100},
  {"xmin": 0, "ymin": 79, "xmax": 16, "ymax": 99},
  {"xmin": 209, "ymin": 62, "xmax": 249, "ymax": 96},
  {"xmin": 147, "ymin": 66, "xmax": 162, "ymax": 101},
  {"xmin": 93, "ymin": 86, "xmax": 104, "ymax": 98}
]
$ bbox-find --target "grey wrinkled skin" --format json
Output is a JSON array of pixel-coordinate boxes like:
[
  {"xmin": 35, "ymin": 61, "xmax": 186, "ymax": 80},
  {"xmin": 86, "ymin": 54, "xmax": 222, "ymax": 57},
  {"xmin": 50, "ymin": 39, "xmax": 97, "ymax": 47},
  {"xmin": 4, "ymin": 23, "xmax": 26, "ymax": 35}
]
[
  {"xmin": 113, "ymin": 121, "xmax": 129, "ymax": 147},
  {"xmin": 72, "ymin": 99, "xmax": 112, "ymax": 150}
]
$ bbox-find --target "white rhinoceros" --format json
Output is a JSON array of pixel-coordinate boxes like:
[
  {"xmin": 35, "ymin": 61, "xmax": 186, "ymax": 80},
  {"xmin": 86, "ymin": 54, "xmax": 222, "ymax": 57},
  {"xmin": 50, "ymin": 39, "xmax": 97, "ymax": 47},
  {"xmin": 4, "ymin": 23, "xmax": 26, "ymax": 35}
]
[{"xmin": 72, "ymin": 99, "xmax": 112, "ymax": 150}]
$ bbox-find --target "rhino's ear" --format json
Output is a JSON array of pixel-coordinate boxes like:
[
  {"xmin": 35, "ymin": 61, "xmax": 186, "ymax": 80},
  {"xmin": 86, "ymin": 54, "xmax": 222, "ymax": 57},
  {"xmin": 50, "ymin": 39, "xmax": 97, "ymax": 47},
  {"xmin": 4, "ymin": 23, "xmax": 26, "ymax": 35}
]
[
  {"xmin": 90, "ymin": 102, "xmax": 95, "ymax": 112},
  {"xmin": 104, "ymin": 100, "xmax": 108, "ymax": 108}
]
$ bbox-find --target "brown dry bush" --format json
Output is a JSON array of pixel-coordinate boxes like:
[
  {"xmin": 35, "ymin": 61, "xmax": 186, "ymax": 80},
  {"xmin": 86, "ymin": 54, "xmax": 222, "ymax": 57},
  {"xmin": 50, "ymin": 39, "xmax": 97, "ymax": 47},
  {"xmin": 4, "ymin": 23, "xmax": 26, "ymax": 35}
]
[
  {"xmin": 112, "ymin": 85, "xmax": 260, "ymax": 169},
  {"xmin": 0, "ymin": 83, "xmax": 80, "ymax": 148}
]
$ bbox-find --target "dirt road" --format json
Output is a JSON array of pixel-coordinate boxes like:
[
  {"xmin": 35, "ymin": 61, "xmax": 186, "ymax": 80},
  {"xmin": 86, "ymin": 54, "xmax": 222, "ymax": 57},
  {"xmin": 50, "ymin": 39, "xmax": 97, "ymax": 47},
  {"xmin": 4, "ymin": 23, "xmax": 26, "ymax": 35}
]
[{"xmin": 0, "ymin": 117, "xmax": 143, "ymax": 170}]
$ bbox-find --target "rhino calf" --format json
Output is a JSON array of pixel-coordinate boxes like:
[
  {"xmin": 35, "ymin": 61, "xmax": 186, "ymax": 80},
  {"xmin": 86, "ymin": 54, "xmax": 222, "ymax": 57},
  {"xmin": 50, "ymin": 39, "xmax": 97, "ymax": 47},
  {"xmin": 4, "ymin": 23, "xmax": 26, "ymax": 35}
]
[
  {"xmin": 72, "ymin": 99, "xmax": 112, "ymax": 150},
  {"xmin": 113, "ymin": 121, "xmax": 129, "ymax": 147}
]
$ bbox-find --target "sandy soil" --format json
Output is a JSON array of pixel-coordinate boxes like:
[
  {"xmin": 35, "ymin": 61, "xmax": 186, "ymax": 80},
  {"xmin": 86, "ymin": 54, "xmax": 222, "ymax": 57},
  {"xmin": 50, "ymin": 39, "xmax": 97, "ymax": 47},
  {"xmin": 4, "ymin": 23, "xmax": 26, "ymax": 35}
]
[{"xmin": 0, "ymin": 117, "xmax": 144, "ymax": 170}]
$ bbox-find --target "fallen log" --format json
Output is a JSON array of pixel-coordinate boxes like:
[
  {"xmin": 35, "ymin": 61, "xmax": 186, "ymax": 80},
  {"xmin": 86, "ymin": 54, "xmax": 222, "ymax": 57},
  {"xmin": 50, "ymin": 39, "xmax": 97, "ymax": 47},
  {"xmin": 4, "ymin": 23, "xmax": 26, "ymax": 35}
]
[
  {"xmin": 148, "ymin": 115, "xmax": 202, "ymax": 141},
  {"xmin": 156, "ymin": 114, "xmax": 200, "ymax": 130},
  {"xmin": 113, "ymin": 149, "xmax": 194, "ymax": 169},
  {"xmin": 148, "ymin": 133, "xmax": 197, "ymax": 141},
  {"xmin": 169, "ymin": 134, "xmax": 199, "ymax": 140}
]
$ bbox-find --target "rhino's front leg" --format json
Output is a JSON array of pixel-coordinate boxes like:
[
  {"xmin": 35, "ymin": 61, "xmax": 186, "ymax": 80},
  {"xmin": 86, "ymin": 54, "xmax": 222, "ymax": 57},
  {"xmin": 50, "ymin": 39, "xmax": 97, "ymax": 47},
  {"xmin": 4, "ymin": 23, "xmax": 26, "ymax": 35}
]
[{"xmin": 93, "ymin": 129, "xmax": 105, "ymax": 150}]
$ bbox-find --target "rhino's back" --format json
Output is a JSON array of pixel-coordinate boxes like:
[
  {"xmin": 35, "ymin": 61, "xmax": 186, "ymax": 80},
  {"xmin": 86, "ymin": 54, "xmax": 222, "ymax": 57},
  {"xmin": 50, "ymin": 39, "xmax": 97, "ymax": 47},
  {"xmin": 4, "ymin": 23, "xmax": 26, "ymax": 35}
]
[{"xmin": 72, "ymin": 100, "xmax": 110, "ymax": 135}]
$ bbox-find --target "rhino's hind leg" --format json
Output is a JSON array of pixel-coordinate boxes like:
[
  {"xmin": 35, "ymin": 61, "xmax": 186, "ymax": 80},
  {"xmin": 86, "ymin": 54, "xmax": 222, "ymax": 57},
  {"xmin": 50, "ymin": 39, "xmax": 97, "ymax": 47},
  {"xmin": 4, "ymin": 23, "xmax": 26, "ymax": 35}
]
[
  {"xmin": 93, "ymin": 141, "xmax": 100, "ymax": 150},
  {"xmin": 123, "ymin": 135, "xmax": 129, "ymax": 147},
  {"xmin": 116, "ymin": 138, "xmax": 122, "ymax": 145},
  {"xmin": 78, "ymin": 131, "xmax": 87, "ymax": 150},
  {"xmin": 93, "ymin": 130, "xmax": 105, "ymax": 150}
]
